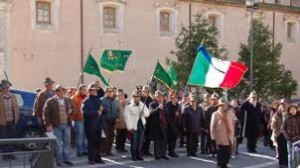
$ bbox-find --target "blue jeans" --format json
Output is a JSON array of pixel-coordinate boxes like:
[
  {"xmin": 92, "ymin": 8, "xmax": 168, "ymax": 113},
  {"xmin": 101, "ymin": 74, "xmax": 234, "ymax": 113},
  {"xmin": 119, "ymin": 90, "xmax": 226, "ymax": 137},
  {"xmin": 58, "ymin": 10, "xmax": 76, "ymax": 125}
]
[
  {"xmin": 53, "ymin": 124, "xmax": 71, "ymax": 163},
  {"xmin": 131, "ymin": 120, "xmax": 144, "ymax": 160},
  {"xmin": 287, "ymin": 141, "xmax": 296, "ymax": 168},
  {"xmin": 74, "ymin": 121, "xmax": 87, "ymax": 154}
]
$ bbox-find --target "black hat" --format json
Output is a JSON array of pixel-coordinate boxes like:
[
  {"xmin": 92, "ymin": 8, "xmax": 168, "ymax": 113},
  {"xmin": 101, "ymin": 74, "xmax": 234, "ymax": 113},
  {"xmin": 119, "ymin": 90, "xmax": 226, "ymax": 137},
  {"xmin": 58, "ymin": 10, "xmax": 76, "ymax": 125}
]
[
  {"xmin": 0, "ymin": 80, "xmax": 11, "ymax": 89},
  {"xmin": 43, "ymin": 77, "xmax": 55, "ymax": 85}
]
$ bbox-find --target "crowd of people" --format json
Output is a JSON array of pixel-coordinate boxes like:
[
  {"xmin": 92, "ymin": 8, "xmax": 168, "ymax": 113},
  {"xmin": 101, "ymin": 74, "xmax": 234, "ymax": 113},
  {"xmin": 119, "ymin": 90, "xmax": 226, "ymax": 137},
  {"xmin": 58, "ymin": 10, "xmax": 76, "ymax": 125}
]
[{"xmin": 1, "ymin": 77, "xmax": 300, "ymax": 168}]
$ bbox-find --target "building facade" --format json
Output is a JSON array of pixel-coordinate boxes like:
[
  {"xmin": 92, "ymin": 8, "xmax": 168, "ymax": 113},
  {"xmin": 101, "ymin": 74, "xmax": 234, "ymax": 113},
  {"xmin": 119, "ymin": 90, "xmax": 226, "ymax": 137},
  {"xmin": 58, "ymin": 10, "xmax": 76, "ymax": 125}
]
[{"xmin": 0, "ymin": 0, "xmax": 300, "ymax": 96}]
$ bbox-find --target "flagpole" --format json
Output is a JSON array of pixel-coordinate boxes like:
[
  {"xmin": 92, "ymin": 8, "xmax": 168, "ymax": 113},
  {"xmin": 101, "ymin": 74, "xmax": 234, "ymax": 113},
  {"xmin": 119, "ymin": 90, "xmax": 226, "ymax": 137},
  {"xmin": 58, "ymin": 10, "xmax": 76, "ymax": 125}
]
[
  {"xmin": 76, "ymin": 73, "xmax": 83, "ymax": 89},
  {"xmin": 76, "ymin": 47, "xmax": 94, "ymax": 89}
]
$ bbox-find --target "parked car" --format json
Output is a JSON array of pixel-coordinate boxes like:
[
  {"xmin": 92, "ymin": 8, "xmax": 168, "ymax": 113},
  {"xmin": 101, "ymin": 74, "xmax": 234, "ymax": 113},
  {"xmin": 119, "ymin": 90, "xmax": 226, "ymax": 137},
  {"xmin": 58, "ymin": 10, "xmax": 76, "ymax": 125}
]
[{"xmin": 10, "ymin": 89, "xmax": 45, "ymax": 150}]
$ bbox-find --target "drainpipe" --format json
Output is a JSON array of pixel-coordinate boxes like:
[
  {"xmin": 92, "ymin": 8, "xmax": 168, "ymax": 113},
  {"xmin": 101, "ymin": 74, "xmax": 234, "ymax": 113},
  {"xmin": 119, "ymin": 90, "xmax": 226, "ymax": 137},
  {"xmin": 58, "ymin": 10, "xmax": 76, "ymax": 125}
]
[{"xmin": 80, "ymin": 0, "xmax": 84, "ymax": 84}]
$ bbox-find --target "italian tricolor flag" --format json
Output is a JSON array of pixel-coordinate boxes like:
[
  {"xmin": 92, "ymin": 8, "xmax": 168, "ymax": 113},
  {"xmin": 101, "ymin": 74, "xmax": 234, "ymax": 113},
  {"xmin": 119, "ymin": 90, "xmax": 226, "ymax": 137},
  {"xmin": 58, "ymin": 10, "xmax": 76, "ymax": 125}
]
[{"xmin": 188, "ymin": 46, "xmax": 248, "ymax": 89}]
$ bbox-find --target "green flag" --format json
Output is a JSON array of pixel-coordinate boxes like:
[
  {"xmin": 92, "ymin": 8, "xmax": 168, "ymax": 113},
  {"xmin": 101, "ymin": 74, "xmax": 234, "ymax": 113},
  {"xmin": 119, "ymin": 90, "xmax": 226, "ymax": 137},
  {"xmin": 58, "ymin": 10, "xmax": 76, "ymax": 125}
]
[
  {"xmin": 101, "ymin": 49, "xmax": 132, "ymax": 72},
  {"xmin": 83, "ymin": 54, "xmax": 110, "ymax": 86},
  {"xmin": 153, "ymin": 61, "xmax": 172, "ymax": 88},
  {"xmin": 169, "ymin": 64, "xmax": 178, "ymax": 91}
]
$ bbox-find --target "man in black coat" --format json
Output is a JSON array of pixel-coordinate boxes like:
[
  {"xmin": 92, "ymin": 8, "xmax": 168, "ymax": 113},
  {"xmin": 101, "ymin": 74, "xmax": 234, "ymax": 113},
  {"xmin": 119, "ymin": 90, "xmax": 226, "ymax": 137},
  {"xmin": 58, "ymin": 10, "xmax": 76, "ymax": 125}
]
[
  {"xmin": 182, "ymin": 94, "xmax": 204, "ymax": 157},
  {"xmin": 165, "ymin": 92, "xmax": 180, "ymax": 157},
  {"xmin": 240, "ymin": 91, "xmax": 262, "ymax": 153},
  {"xmin": 149, "ymin": 91, "xmax": 169, "ymax": 160},
  {"xmin": 140, "ymin": 86, "xmax": 154, "ymax": 156},
  {"xmin": 205, "ymin": 93, "xmax": 218, "ymax": 157},
  {"xmin": 82, "ymin": 84, "xmax": 105, "ymax": 165}
]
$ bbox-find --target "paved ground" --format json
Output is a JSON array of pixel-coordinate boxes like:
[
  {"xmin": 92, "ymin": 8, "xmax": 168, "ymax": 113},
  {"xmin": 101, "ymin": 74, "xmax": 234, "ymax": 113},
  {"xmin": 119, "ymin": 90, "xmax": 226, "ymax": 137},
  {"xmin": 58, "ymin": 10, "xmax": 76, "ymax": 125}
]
[{"xmin": 0, "ymin": 140, "xmax": 278, "ymax": 168}]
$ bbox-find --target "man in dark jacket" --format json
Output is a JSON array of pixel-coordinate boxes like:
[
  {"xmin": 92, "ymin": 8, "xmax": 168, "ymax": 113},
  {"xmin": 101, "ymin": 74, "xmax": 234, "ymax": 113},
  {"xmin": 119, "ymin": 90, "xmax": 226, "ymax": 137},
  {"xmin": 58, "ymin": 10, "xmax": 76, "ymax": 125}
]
[
  {"xmin": 165, "ymin": 92, "xmax": 180, "ymax": 157},
  {"xmin": 101, "ymin": 87, "xmax": 120, "ymax": 156},
  {"xmin": 178, "ymin": 92, "xmax": 190, "ymax": 148},
  {"xmin": 140, "ymin": 86, "xmax": 154, "ymax": 156},
  {"xmin": 33, "ymin": 77, "xmax": 55, "ymax": 126},
  {"xmin": 240, "ymin": 91, "xmax": 262, "ymax": 153},
  {"xmin": 205, "ymin": 93, "xmax": 218, "ymax": 157},
  {"xmin": 149, "ymin": 91, "xmax": 169, "ymax": 160},
  {"xmin": 43, "ymin": 84, "xmax": 75, "ymax": 166},
  {"xmin": 82, "ymin": 84, "xmax": 105, "ymax": 165},
  {"xmin": 183, "ymin": 94, "xmax": 204, "ymax": 157}
]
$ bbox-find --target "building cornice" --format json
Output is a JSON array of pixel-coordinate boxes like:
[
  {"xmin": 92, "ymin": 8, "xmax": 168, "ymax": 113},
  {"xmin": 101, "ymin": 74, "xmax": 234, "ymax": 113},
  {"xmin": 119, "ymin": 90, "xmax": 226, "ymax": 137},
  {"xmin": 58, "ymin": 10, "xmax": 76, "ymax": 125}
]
[{"xmin": 180, "ymin": 0, "xmax": 300, "ymax": 15}]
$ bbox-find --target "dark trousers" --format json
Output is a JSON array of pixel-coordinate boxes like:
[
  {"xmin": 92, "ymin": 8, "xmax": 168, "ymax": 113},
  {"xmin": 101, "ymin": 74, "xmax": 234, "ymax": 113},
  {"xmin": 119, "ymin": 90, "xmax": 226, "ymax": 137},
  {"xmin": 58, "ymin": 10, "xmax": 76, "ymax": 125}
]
[
  {"xmin": 217, "ymin": 145, "xmax": 231, "ymax": 168},
  {"xmin": 247, "ymin": 137, "xmax": 257, "ymax": 152},
  {"xmin": 179, "ymin": 132, "xmax": 185, "ymax": 147},
  {"xmin": 85, "ymin": 128, "xmax": 102, "ymax": 162},
  {"xmin": 206, "ymin": 132, "xmax": 216, "ymax": 155},
  {"xmin": 101, "ymin": 122, "xmax": 115, "ymax": 154},
  {"xmin": 277, "ymin": 134, "xmax": 288, "ymax": 166},
  {"xmin": 0, "ymin": 121, "xmax": 16, "ymax": 153},
  {"xmin": 186, "ymin": 132, "xmax": 199, "ymax": 155},
  {"xmin": 167, "ymin": 132, "xmax": 178, "ymax": 155},
  {"xmin": 116, "ymin": 129, "xmax": 127, "ymax": 151},
  {"xmin": 131, "ymin": 120, "xmax": 144, "ymax": 160},
  {"xmin": 142, "ymin": 121, "xmax": 151, "ymax": 154},
  {"xmin": 154, "ymin": 129, "xmax": 167, "ymax": 158},
  {"xmin": 201, "ymin": 131, "xmax": 207, "ymax": 153}
]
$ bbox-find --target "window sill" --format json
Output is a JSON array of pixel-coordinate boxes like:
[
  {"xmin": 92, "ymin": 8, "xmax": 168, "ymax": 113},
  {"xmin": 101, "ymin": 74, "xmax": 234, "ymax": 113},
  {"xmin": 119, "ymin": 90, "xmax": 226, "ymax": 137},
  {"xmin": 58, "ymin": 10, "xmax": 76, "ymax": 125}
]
[
  {"xmin": 160, "ymin": 31, "xmax": 175, "ymax": 37},
  {"xmin": 287, "ymin": 38, "xmax": 296, "ymax": 43},
  {"xmin": 103, "ymin": 28, "xmax": 120, "ymax": 34},
  {"xmin": 34, "ymin": 23, "xmax": 57, "ymax": 32}
]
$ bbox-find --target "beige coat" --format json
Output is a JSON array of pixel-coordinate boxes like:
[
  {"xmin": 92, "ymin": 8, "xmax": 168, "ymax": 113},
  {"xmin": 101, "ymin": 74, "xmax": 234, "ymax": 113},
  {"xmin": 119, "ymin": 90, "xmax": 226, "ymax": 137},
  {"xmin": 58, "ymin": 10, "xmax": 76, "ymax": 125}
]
[
  {"xmin": 0, "ymin": 93, "xmax": 19, "ymax": 126},
  {"xmin": 210, "ymin": 110, "xmax": 235, "ymax": 146}
]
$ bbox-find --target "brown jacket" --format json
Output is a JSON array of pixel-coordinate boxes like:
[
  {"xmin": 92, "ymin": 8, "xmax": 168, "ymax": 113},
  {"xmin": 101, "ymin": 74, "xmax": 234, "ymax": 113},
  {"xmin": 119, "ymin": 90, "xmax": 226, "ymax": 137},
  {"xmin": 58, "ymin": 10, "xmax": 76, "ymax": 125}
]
[
  {"xmin": 0, "ymin": 93, "xmax": 19, "ymax": 126},
  {"xmin": 43, "ymin": 96, "xmax": 75, "ymax": 128},
  {"xmin": 282, "ymin": 114, "xmax": 300, "ymax": 142},
  {"xmin": 115, "ymin": 100, "xmax": 127, "ymax": 129},
  {"xmin": 34, "ymin": 90, "xmax": 53, "ymax": 119}
]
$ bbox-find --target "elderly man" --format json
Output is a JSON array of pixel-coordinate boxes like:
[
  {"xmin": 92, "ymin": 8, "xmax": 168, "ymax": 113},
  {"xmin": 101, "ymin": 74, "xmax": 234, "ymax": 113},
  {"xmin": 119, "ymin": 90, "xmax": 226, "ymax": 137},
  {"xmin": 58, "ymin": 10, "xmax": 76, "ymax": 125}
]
[
  {"xmin": 33, "ymin": 77, "xmax": 55, "ymax": 126},
  {"xmin": 71, "ymin": 84, "xmax": 88, "ymax": 157},
  {"xmin": 178, "ymin": 91, "xmax": 190, "ymax": 148},
  {"xmin": 140, "ymin": 85, "xmax": 154, "ymax": 156},
  {"xmin": 182, "ymin": 94, "xmax": 204, "ymax": 157},
  {"xmin": 240, "ymin": 91, "xmax": 262, "ymax": 153},
  {"xmin": 205, "ymin": 93, "xmax": 219, "ymax": 157},
  {"xmin": 149, "ymin": 91, "xmax": 169, "ymax": 160},
  {"xmin": 43, "ymin": 84, "xmax": 75, "ymax": 166},
  {"xmin": 101, "ymin": 86, "xmax": 120, "ymax": 156},
  {"xmin": 211, "ymin": 98, "xmax": 235, "ymax": 168},
  {"xmin": 200, "ymin": 93, "xmax": 210, "ymax": 154},
  {"xmin": 82, "ymin": 84, "xmax": 105, "ymax": 165},
  {"xmin": 165, "ymin": 92, "xmax": 180, "ymax": 157},
  {"xmin": 0, "ymin": 80, "xmax": 19, "ymax": 160},
  {"xmin": 125, "ymin": 90, "xmax": 149, "ymax": 161},
  {"xmin": 115, "ymin": 89, "xmax": 128, "ymax": 153}
]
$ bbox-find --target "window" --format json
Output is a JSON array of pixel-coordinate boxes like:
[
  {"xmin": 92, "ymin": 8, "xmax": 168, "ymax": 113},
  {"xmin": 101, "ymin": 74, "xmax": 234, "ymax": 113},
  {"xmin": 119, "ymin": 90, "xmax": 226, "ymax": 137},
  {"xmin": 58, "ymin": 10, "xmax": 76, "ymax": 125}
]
[
  {"xmin": 207, "ymin": 14, "xmax": 223, "ymax": 39},
  {"xmin": 208, "ymin": 15, "xmax": 218, "ymax": 29},
  {"xmin": 160, "ymin": 11, "xmax": 170, "ymax": 32},
  {"xmin": 287, "ymin": 22, "xmax": 296, "ymax": 42},
  {"xmin": 103, "ymin": 7, "xmax": 116, "ymax": 29},
  {"xmin": 36, "ymin": 1, "xmax": 51, "ymax": 24},
  {"xmin": 98, "ymin": 1, "xmax": 125, "ymax": 34},
  {"xmin": 31, "ymin": 0, "xmax": 60, "ymax": 31}
]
